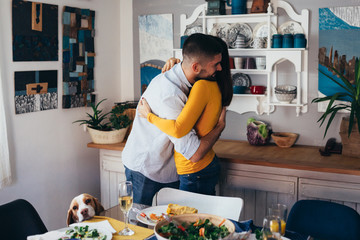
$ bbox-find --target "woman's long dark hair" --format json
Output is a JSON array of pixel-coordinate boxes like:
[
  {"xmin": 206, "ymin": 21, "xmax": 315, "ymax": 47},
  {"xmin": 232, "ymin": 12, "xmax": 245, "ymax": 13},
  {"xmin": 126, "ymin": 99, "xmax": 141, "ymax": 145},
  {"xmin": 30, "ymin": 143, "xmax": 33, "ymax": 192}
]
[{"xmin": 213, "ymin": 37, "xmax": 233, "ymax": 106}]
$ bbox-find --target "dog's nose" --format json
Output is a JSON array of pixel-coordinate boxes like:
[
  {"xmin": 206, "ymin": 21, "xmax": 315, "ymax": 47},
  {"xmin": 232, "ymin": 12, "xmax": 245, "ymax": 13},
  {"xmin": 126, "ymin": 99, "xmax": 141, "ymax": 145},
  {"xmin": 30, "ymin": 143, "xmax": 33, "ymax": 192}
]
[{"xmin": 81, "ymin": 208, "xmax": 88, "ymax": 216}]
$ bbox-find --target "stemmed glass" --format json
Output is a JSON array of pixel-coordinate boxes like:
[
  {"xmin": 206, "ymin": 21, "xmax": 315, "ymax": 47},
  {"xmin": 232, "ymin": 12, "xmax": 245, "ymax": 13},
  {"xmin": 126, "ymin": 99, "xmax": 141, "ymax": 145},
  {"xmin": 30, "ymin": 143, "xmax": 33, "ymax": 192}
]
[{"xmin": 118, "ymin": 181, "xmax": 134, "ymax": 236}]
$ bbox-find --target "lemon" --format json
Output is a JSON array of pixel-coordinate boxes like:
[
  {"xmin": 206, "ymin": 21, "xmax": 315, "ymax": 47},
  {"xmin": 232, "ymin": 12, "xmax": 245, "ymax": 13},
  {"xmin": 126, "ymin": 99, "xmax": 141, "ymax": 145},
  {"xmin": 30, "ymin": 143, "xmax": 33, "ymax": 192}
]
[{"xmin": 270, "ymin": 220, "xmax": 286, "ymax": 235}]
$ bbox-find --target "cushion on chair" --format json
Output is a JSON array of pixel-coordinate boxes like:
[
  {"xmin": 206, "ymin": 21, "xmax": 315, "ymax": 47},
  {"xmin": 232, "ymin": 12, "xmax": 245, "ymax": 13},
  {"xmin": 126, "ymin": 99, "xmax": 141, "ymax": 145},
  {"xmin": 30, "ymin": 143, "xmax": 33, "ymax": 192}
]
[
  {"xmin": 286, "ymin": 200, "xmax": 360, "ymax": 240},
  {"xmin": 0, "ymin": 199, "xmax": 47, "ymax": 239}
]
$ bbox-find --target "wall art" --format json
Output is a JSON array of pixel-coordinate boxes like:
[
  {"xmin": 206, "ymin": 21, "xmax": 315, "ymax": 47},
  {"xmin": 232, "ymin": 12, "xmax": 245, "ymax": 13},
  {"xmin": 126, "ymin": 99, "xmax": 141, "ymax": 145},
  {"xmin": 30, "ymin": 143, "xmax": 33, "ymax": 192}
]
[
  {"xmin": 138, "ymin": 14, "xmax": 173, "ymax": 93},
  {"xmin": 12, "ymin": 1, "xmax": 58, "ymax": 61},
  {"xmin": 62, "ymin": 6, "xmax": 96, "ymax": 108},
  {"xmin": 318, "ymin": 6, "xmax": 360, "ymax": 112},
  {"xmin": 14, "ymin": 70, "xmax": 58, "ymax": 114}
]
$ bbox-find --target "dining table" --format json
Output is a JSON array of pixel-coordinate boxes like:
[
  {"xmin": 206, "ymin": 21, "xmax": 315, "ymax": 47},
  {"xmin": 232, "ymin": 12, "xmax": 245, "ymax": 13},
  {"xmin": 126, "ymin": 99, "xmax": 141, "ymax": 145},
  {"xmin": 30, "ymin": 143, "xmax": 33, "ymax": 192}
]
[{"xmin": 98, "ymin": 204, "xmax": 308, "ymax": 240}]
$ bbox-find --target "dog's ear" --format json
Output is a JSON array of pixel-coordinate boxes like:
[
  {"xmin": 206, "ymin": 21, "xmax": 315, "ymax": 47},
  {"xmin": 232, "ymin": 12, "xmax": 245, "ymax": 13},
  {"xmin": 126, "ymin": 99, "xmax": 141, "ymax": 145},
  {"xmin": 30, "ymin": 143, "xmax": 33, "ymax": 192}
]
[
  {"xmin": 67, "ymin": 209, "xmax": 75, "ymax": 226},
  {"xmin": 93, "ymin": 197, "xmax": 104, "ymax": 215}
]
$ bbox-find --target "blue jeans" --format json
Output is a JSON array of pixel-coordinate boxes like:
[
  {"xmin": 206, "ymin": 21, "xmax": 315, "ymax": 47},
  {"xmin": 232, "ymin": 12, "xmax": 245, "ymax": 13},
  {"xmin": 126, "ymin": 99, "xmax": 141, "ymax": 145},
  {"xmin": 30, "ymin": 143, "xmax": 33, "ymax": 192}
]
[
  {"xmin": 179, "ymin": 155, "xmax": 220, "ymax": 195},
  {"xmin": 125, "ymin": 167, "xmax": 180, "ymax": 206}
]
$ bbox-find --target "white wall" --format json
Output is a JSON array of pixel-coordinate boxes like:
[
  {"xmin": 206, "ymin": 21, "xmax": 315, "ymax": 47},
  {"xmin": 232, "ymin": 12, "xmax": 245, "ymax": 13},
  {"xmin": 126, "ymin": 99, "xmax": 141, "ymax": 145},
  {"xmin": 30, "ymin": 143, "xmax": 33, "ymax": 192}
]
[
  {"xmin": 132, "ymin": 0, "xmax": 358, "ymax": 147},
  {"xmin": 0, "ymin": 0, "xmax": 131, "ymax": 230}
]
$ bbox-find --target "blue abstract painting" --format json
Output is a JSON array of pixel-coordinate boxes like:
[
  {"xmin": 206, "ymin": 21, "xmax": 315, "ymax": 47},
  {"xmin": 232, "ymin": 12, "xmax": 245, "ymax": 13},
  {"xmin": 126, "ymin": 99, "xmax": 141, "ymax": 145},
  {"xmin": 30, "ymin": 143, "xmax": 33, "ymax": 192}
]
[
  {"xmin": 318, "ymin": 7, "xmax": 360, "ymax": 111},
  {"xmin": 138, "ymin": 14, "xmax": 173, "ymax": 94}
]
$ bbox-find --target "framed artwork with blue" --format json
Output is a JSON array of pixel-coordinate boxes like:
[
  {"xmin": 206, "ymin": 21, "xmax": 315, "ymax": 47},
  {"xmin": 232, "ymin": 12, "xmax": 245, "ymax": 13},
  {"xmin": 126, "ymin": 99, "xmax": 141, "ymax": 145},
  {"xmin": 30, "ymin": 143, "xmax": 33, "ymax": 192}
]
[
  {"xmin": 62, "ymin": 6, "xmax": 96, "ymax": 108},
  {"xmin": 318, "ymin": 6, "xmax": 360, "ymax": 112},
  {"xmin": 14, "ymin": 70, "xmax": 58, "ymax": 114},
  {"xmin": 12, "ymin": 1, "xmax": 58, "ymax": 61},
  {"xmin": 138, "ymin": 14, "xmax": 173, "ymax": 94}
]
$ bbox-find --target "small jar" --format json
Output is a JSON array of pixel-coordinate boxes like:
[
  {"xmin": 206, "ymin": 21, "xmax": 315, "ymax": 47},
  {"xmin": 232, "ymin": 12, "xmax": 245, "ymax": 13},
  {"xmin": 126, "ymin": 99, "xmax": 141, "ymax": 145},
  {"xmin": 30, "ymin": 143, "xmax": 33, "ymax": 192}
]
[
  {"xmin": 282, "ymin": 34, "xmax": 294, "ymax": 48},
  {"xmin": 272, "ymin": 34, "xmax": 283, "ymax": 48},
  {"xmin": 294, "ymin": 33, "xmax": 307, "ymax": 48}
]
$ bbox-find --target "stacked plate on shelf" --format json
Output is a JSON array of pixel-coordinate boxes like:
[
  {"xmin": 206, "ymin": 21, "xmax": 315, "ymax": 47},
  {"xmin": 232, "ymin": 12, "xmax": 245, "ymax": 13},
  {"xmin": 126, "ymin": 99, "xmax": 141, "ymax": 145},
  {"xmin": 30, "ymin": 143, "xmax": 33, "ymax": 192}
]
[{"xmin": 232, "ymin": 73, "xmax": 251, "ymax": 94}]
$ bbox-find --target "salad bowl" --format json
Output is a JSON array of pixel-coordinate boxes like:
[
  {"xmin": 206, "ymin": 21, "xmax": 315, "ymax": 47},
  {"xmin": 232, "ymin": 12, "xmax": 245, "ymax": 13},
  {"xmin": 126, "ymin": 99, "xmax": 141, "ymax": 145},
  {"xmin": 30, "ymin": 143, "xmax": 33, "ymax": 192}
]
[{"xmin": 154, "ymin": 213, "xmax": 235, "ymax": 239}]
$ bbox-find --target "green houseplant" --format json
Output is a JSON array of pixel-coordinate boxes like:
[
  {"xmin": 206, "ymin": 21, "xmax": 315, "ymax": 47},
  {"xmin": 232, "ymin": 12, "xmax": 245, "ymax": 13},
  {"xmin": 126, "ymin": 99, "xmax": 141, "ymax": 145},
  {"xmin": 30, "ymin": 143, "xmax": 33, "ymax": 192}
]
[
  {"xmin": 312, "ymin": 58, "xmax": 360, "ymax": 157},
  {"xmin": 312, "ymin": 58, "xmax": 360, "ymax": 137},
  {"xmin": 74, "ymin": 99, "xmax": 131, "ymax": 144}
]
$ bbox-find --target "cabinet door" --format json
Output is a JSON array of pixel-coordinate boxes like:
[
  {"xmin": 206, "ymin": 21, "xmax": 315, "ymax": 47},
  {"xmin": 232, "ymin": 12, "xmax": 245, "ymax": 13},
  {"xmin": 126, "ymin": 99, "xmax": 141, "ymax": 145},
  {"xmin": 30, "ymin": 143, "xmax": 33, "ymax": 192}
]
[
  {"xmin": 100, "ymin": 149, "xmax": 126, "ymax": 210},
  {"xmin": 299, "ymin": 178, "xmax": 360, "ymax": 214},
  {"xmin": 220, "ymin": 168, "xmax": 297, "ymax": 225}
]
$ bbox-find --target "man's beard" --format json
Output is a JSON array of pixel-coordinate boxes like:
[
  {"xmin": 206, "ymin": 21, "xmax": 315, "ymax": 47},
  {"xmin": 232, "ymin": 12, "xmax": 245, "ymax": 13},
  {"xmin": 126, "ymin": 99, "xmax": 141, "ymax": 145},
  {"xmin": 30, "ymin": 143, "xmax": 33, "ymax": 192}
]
[{"xmin": 195, "ymin": 74, "xmax": 217, "ymax": 82}]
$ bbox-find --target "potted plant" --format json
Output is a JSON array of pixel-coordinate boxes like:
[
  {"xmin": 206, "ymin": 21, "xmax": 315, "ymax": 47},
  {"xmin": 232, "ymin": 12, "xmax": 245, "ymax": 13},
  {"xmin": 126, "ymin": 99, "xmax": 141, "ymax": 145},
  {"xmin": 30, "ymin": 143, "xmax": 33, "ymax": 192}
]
[
  {"xmin": 73, "ymin": 99, "xmax": 131, "ymax": 144},
  {"xmin": 312, "ymin": 58, "xmax": 360, "ymax": 157}
]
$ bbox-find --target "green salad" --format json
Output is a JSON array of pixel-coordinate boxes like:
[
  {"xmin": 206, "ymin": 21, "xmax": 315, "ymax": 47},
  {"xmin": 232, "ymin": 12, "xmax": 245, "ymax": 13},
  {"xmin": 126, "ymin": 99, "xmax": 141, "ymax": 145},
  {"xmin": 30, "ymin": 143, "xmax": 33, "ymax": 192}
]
[
  {"xmin": 158, "ymin": 218, "xmax": 230, "ymax": 240},
  {"xmin": 58, "ymin": 225, "xmax": 107, "ymax": 240}
]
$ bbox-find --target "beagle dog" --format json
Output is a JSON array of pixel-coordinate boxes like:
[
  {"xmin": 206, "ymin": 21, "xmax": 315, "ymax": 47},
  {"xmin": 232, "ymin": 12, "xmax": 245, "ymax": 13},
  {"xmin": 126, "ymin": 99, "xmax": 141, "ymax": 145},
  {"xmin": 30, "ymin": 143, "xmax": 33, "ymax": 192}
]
[{"xmin": 67, "ymin": 193, "xmax": 104, "ymax": 226}]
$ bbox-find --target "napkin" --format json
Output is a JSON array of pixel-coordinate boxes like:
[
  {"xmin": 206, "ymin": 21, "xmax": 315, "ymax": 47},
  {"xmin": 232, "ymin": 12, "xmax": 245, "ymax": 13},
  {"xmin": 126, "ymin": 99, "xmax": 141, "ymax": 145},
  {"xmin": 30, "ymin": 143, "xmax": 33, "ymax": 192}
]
[
  {"xmin": 70, "ymin": 219, "xmax": 116, "ymax": 233},
  {"xmin": 27, "ymin": 230, "xmax": 65, "ymax": 240}
]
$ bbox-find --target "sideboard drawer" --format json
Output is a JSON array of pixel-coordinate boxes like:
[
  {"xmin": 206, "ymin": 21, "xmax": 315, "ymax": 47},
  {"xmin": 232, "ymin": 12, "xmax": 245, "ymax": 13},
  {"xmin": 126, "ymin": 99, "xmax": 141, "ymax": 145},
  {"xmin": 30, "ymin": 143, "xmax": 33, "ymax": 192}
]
[{"xmin": 299, "ymin": 178, "xmax": 360, "ymax": 203}]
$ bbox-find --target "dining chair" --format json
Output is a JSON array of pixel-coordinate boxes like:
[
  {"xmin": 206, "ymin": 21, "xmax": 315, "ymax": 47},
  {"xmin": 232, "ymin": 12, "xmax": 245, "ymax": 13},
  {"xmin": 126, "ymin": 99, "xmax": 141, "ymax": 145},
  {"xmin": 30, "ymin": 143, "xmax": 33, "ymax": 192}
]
[
  {"xmin": 286, "ymin": 199, "xmax": 360, "ymax": 240},
  {"xmin": 152, "ymin": 187, "xmax": 244, "ymax": 221},
  {"xmin": 0, "ymin": 199, "xmax": 48, "ymax": 239}
]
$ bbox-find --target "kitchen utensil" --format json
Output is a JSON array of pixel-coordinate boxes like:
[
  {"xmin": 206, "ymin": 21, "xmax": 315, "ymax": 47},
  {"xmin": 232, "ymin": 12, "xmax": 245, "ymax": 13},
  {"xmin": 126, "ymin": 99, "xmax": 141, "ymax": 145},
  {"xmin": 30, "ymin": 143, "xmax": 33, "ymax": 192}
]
[{"xmin": 250, "ymin": 85, "xmax": 265, "ymax": 94}]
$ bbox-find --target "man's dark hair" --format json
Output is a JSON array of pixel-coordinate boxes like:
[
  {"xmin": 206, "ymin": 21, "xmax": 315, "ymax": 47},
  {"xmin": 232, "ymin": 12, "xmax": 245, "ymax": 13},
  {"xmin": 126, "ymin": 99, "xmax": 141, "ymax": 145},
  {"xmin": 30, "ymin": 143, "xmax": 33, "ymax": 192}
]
[{"xmin": 182, "ymin": 33, "xmax": 222, "ymax": 63}]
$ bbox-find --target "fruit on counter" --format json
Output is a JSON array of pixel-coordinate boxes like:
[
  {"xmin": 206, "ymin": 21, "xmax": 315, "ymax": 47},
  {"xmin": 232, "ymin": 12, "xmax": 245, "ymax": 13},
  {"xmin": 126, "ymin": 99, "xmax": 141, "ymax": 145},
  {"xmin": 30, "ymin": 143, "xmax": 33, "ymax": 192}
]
[{"xmin": 166, "ymin": 204, "xmax": 198, "ymax": 215}]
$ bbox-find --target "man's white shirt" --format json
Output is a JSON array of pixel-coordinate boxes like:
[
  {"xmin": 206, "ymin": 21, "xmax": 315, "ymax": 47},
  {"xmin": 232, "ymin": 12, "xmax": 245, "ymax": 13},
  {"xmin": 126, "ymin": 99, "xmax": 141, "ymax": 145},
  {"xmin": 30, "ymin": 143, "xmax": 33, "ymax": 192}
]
[{"xmin": 122, "ymin": 63, "xmax": 201, "ymax": 183}]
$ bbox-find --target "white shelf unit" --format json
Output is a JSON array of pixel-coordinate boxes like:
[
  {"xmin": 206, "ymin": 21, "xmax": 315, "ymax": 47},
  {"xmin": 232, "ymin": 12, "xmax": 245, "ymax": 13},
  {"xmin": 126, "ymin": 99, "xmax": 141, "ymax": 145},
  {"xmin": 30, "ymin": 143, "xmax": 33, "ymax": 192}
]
[{"xmin": 175, "ymin": 0, "xmax": 309, "ymax": 116}]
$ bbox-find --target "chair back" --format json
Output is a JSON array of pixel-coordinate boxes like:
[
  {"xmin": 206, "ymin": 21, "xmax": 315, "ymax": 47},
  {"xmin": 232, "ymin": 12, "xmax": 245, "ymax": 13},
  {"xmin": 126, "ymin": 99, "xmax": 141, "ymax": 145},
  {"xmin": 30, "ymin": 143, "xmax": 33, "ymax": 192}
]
[
  {"xmin": 286, "ymin": 199, "xmax": 360, "ymax": 240},
  {"xmin": 0, "ymin": 199, "xmax": 47, "ymax": 239},
  {"xmin": 152, "ymin": 187, "xmax": 243, "ymax": 221}
]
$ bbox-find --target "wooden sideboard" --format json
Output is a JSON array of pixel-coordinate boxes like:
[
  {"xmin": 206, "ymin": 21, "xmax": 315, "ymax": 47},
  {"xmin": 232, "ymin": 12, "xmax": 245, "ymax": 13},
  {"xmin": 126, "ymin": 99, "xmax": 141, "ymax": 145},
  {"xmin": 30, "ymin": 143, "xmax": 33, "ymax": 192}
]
[{"xmin": 89, "ymin": 140, "xmax": 360, "ymax": 225}]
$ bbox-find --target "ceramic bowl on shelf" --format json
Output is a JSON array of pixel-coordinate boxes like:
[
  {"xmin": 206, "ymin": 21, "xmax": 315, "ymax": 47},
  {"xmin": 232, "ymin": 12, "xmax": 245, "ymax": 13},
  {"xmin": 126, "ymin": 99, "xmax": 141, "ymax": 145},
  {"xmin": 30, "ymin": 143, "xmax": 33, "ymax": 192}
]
[
  {"xmin": 271, "ymin": 132, "xmax": 299, "ymax": 148},
  {"xmin": 275, "ymin": 85, "xmax": 297, "ymax": 93},
  {"xmin": 274, "ymin": 85, "xmax": 297, "ymax": 103}
]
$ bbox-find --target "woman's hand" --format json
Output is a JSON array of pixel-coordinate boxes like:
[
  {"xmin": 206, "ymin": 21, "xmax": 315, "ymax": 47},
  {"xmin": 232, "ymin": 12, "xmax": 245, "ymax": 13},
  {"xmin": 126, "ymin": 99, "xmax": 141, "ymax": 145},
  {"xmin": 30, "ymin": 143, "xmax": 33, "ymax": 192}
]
[
  {"xmin": 162, "ymin": 57, "xmax": 181, "ymax": 73},
  {"xmin": 137, "ymin": 98, "xmax": 152, "ymax": 118}
]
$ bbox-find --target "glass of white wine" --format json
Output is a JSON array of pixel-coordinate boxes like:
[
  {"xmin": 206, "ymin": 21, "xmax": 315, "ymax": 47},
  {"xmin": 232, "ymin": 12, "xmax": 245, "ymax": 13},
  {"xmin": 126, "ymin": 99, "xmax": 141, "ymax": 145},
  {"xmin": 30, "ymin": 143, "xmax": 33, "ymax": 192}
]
[{"xmin": 118, "ymin": 181, "xmax": 134, "ymax": 236}]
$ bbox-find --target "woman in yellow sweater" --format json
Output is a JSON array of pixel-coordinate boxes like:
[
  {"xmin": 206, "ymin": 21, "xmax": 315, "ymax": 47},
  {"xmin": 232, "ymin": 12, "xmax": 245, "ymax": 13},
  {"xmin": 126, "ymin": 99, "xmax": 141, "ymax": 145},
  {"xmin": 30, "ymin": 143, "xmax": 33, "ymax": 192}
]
[{"xmin": 138, "ymin": 36, "xmax": 233, "ymax": 195}]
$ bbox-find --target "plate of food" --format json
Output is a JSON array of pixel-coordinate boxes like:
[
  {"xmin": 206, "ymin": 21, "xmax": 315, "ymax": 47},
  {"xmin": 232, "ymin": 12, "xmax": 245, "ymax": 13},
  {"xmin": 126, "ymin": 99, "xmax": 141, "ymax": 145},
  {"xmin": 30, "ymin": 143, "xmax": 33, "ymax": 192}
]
[
  {"xmin": 278, "ymin": 21, "xmax": 304, "ymax": 35},
  {"xmin": 136, "ymin": 205, "xmax": 169, "ymax": 226},
  {"xmin": 253, "ymin": 22, "xmax": 277, "ymax": 39},
  {"xmin": 60, "ymin": 225, "xmax": 112, "ymax": 240},
  {"xmin": 136, "ymin": 204, "xmax": 198, "ymax": 226}
]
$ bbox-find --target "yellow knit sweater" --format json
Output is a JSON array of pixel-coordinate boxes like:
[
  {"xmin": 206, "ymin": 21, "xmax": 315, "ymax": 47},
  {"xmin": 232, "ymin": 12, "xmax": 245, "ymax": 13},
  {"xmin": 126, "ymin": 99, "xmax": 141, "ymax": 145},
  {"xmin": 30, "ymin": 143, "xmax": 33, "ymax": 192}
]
[{"xmin": 147, "ymin": 80, "xmax": 222, "ymax": 174}]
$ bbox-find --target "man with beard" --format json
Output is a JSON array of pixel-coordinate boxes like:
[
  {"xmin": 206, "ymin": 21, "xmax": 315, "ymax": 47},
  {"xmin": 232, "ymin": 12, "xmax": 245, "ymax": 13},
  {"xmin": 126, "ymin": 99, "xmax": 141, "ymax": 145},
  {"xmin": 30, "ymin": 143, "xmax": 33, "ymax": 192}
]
[{"xmin": 122, "ymin": 33, "xmax": 226, "ymax": 205}]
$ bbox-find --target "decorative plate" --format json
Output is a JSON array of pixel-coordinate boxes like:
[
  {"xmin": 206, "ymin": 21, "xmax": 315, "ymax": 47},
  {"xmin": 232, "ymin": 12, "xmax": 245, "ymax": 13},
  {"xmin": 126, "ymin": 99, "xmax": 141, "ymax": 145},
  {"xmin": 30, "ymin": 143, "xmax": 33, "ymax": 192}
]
[
  {"xmin": 232, "ymin": 73, "xmax": 251, "ymax": 87},
  {"xmin": 252, "ymin": 22, "xmax": 277, "ymax": 39},
  {"xmin": 209, "ymin": 23, "xmax": 231, "ymax": 44},
  {"xmin": 184, "ymin": 24, "xmax": 203, "ymax": 36},
  {"xmin": 278, "ymin": 21, "xmax": 304, "ymax": 35},
  {"xmin": 228, "ymin": 23, "xmax": 253, "ymax": 48}
]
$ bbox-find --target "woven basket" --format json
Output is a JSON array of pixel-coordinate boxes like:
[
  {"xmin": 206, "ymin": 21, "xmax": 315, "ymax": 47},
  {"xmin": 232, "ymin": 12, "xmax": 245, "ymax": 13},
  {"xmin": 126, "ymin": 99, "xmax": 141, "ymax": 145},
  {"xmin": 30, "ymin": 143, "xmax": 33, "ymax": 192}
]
[{"xmin": 87, "ymin": 126, "xmax": 128, "ymax": 144}]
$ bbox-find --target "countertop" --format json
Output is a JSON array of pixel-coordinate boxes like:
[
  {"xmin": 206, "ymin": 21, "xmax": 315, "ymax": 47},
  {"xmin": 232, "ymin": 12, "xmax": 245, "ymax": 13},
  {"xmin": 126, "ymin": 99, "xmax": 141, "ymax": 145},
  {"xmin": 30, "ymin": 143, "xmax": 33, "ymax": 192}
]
[{"xmin": 88, "ymin": 139, "xmax": 360, "ymax": 176}]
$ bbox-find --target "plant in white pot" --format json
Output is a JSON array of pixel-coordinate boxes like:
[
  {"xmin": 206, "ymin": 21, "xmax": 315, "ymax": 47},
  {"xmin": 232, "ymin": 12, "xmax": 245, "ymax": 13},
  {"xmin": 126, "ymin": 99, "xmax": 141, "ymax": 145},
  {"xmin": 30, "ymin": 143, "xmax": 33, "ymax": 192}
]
[
  {"xmin": 312, "ymin": 58, "xmax": 360, "ymax": 157},
  {"xmin": 74, "ymin": 99, "xmax": 131, "ymax": 144}
]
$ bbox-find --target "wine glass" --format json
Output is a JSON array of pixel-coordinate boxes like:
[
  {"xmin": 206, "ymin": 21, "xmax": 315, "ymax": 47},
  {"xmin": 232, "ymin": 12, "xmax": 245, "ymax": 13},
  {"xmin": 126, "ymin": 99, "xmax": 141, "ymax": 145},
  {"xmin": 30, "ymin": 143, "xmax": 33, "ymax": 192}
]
[{"xmin": 118, "ymin": 181, "xmax": 134, "ymax": 236}]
